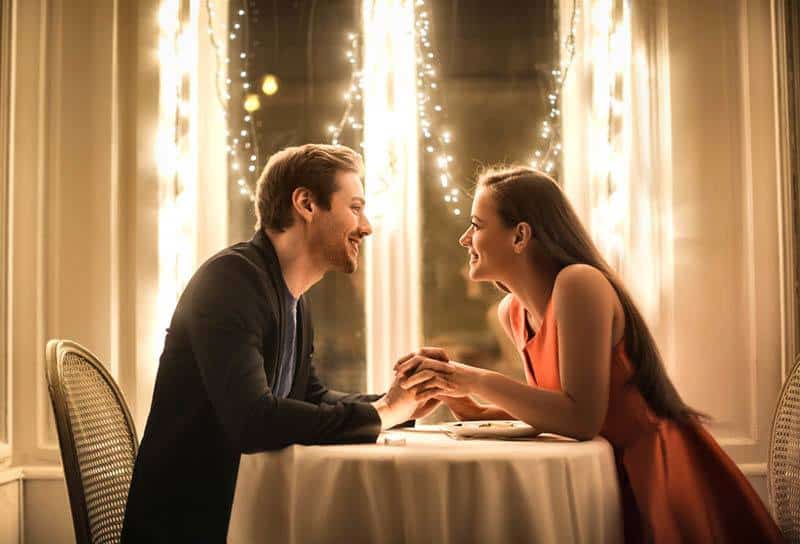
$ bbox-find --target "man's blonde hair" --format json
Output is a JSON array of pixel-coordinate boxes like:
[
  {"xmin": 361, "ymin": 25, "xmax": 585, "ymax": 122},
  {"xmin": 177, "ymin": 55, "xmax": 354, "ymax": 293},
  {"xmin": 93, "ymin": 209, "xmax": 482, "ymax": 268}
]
[{"xmin": 254, "ymin": 144, "xmax": 364, "ymax": 232}]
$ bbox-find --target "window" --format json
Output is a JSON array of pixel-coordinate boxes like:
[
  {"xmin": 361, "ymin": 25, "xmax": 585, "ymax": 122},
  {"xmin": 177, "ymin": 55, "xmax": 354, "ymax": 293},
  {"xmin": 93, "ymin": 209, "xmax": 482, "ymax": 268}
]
[
  {"xmin": 227, "ymin": 1, "xmax": 367, "ymax": 393},
  {"xmin": 226, "ymin": 1, "xmax": 561, "ymax": 398},
  {"xmin": 420, "ymin": 1, "xmax": 559, "ymax": 387}
]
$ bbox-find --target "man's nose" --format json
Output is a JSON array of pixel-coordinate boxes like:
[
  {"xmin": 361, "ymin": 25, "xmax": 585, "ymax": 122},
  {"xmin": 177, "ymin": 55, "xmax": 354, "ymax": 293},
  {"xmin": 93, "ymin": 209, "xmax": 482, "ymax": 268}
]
[
  {"xmin": 360, "ymin": 214, "xmax": 373, "ymax": 236},
  {"xmin": 459, "ymin": 230, "xmax": 470, "ymax": 247}
]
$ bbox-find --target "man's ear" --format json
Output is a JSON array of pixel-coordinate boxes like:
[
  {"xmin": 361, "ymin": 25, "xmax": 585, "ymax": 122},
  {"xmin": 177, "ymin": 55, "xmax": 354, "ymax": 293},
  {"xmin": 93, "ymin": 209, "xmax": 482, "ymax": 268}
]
[
  {"xmin": 513, "ymin": 222, "xmax": 533, "ymax": 254},
  {"xmin": 292, "ymin": 187, "xmax": 314, "ymax": 224}
]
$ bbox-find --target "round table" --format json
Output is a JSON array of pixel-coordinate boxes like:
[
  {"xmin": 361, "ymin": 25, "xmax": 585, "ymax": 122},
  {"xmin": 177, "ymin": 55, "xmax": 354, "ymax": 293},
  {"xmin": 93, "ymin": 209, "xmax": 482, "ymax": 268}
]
[{"xmin": 228, "ymin": 426, "xmax": 622, "ymax": 543}]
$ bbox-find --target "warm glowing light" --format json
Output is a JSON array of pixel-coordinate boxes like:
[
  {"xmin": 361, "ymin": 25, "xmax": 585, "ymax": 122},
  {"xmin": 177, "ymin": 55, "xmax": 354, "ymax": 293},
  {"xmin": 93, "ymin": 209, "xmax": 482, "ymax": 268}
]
[
  {"xmin": 261, "ymin": 74, "xmax": 279, "ymax": 95},
  {"xmin": 243, "ymin": 93, "xmax": 261, "ymax": 112},
  {"xmin": 586, "ymin": 0, "xmax": 630, "ymax": 269},
  {"xmin": 156, "ymin": 0, "xmax": 197, "ymax": 358},
  {"xmin": 362, "ymin": 0, "xmax": 418, "ymax": 226},
  {"xmin": 363, "ymin": 0, "xmax": 423, "ymax": 395}
]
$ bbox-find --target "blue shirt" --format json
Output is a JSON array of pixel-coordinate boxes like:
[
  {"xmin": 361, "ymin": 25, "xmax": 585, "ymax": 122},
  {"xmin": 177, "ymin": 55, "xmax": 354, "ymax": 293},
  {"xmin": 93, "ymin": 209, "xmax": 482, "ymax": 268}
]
[{"xmin": 273, "ymin": 281, "xmax": 297, "ymax": 398}]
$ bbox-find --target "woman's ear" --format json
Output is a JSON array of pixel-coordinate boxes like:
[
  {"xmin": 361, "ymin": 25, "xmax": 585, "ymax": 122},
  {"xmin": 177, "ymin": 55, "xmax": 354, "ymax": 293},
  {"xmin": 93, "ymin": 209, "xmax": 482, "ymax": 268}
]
[
  {"xmin": 292, "ymin": 187, "xmax": 314, "ymax": 223},
  {"xmin": 513, "ymin": 222, "xmax": 533, "ymax": 254}
]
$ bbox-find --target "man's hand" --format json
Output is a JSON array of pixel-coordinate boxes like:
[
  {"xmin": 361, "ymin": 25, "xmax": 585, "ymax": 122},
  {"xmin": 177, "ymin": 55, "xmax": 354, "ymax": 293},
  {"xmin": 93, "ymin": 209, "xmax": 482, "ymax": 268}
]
[{"xmin": 371, "ymin": 375, "xmax": 430, "ymax": 430}]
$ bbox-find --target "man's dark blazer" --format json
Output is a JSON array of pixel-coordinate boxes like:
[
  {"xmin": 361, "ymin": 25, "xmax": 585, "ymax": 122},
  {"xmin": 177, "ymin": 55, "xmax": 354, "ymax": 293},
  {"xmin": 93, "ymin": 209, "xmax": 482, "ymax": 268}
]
[{"xmin": 121, "ymin": 230, "xmax": 382, "ymax": 543}]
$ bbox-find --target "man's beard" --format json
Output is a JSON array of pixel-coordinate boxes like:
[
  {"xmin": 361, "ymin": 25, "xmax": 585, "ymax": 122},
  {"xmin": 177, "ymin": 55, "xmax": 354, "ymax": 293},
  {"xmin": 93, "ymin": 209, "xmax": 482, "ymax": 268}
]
[{"xmin": 321, "ymin": 233, "xmax": 358, "ymax": 273}]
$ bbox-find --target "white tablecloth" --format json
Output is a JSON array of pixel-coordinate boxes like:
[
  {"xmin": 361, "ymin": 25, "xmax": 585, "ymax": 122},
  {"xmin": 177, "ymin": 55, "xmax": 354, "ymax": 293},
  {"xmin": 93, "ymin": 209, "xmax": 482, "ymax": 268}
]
[{"xmin": 229, "ymin": 426, "xmax": 622, "ymax": 543}]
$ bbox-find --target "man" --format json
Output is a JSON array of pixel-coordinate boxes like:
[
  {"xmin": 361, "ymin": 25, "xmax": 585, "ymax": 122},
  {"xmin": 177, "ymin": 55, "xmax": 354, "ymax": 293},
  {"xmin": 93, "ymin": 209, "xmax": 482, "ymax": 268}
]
[{"xmin": 121, "ymin": 144, "xmax": 439, "ymax": 542}]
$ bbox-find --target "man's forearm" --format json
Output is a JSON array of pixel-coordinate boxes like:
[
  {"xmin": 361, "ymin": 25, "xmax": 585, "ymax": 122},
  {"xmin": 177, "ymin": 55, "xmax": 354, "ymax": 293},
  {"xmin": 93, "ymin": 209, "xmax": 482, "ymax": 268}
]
[
  {"xmin": 238, "ymin": 393, "xmax": 382, "ymax": 452},
  {"xmin": 320, "ymin": 390, "xmax": 383, "ymax": 404}
]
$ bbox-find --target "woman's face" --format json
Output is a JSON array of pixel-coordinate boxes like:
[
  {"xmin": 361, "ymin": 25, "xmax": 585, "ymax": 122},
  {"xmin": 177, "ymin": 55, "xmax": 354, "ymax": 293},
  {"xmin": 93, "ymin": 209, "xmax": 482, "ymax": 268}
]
[{"xmin": 459, "ymin": 187, "xmax": 518, "ymax": 281}]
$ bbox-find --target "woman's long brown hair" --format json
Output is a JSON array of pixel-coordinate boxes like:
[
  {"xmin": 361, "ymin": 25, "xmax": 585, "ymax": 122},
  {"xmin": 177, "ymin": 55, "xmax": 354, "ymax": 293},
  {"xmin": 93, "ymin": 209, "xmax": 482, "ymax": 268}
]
[{"xmin": 478, "ymin": 166, "xmax": 705, "ymax": 423}]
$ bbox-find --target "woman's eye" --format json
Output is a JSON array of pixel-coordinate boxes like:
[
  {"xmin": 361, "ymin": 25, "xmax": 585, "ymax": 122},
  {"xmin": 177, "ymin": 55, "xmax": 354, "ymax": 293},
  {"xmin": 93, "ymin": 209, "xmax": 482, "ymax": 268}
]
[
  {"xmin": 352, "ymin": 207, "xmax": 362, "ymax": 214},
  {"xmin": 470, "ymin": 222, "xmax": 480, "ymax": 230}
]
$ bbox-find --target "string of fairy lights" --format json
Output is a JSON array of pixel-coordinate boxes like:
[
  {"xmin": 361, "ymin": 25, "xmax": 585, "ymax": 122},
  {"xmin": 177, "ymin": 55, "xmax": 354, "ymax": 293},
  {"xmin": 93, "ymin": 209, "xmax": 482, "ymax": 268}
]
[
  {"xmin": 207, "ymin": 1, "xmax": 579, "ymax": 215},
  {"xmin": 206, "ymin": 0, "xmax": 262, "ymax": 201},
  {"xmin": 533, "ymin": 1, "xmax": 579, "ymax": 175},
  {"xmin": 328, "ymin": 32, "xmax": 363, "ymax": 146},
  {"xmin": 412, "ymin": 1, "xmax": 460, "ymax": 215}
]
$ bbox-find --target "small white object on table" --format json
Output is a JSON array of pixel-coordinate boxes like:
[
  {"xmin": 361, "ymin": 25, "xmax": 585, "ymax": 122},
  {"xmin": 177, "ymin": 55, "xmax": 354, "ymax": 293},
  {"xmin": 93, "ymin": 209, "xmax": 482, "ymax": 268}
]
[{"xmin": 228, "ymin": 425, "xmax": 622, "ymax": 543}]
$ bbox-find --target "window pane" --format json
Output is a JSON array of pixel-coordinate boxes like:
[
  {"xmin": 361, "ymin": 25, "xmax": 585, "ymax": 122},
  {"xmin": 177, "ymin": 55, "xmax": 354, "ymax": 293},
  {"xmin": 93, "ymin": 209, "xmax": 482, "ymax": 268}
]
[
  {"xmin": 228, "ymin": 1, "xmax": 366, "ymax": 392},
  {"xmin": 420, "ymin": 1, "xmax": 560, "ymax": 412}
]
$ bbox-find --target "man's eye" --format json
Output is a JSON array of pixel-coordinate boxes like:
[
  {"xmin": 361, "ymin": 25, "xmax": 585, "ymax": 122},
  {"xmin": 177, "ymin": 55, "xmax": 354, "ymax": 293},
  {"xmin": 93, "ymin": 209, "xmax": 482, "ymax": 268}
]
[
  {"xmin": 352, "ymin": 207, "xmax": 362, "ymax": 214},
  {"xmin": 470, "ymin": 222, "xmax": 479, "ymax": 230}
]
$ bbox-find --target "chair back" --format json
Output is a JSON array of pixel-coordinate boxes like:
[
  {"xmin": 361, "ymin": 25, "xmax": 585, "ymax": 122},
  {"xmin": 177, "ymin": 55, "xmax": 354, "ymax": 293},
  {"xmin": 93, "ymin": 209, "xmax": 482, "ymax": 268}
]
[
  {"xmin": 45, "ymin": 339, "xmax": 139, "ymax": 544},
  {"xmin": 769, "ymin": 358, "xmax": 800, "ymax": 541}
]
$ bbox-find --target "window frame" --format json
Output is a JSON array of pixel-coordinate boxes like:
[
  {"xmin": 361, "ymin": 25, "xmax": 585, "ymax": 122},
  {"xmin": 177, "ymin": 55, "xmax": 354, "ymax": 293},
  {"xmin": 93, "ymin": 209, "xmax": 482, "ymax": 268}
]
[{"xmin": 0, "ymin": 0, "xmax": 12, "ymax": 463}]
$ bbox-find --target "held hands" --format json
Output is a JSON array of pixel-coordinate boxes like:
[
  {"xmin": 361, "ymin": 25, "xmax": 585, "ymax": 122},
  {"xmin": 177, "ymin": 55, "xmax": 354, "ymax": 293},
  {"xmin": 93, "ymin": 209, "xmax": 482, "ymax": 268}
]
[
  {"xmin": 374, "ymin": 346, "xmax": 487, "ymax": 428},
  {"xmin": 393, "ymin": 347, "xmax": 486, "ymax": 402}
]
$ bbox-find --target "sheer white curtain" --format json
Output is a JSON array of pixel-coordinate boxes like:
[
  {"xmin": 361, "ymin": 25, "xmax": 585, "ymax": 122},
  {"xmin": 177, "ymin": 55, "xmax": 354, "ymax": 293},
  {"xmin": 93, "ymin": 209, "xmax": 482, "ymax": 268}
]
[
  {"xmin": 562, "ymin": 0, "xmax": 788, "ymax": 480},
  {"xmin": 562, "ymin": 0, "xmax": 671, "ymax": 351},
  {"xmin": 361, "ymin": 0, "xmax": 422, "ymax": 393}
]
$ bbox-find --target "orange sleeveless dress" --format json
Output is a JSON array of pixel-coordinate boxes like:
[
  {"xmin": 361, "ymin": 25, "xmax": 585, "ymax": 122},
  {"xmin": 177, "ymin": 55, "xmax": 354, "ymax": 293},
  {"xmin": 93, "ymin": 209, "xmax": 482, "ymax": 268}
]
[{"xmin": 506, "ymin": 295, "xmax": 783, "ymax": 543}]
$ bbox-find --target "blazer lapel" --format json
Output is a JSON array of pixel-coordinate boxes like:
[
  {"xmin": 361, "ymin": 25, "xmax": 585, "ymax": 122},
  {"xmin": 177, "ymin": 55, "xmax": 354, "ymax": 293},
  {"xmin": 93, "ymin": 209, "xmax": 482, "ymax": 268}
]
[
  {"xmin": 249, "ymin": 229, "xmax": 311, "ymax": 400},
  {"xmin": 249, "ymin": 230, "xmax": 286, "ymax": 391},
  {"xmin": 289, "ymin": 297, "xmax": 312, "ymax": 400}
]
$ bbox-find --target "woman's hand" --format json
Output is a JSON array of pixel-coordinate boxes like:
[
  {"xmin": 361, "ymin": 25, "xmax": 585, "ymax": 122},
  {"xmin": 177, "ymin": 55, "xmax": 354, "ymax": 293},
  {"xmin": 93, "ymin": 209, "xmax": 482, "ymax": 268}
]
[
  {"xmin": 394, "ymin": 347, "xmax": 451, "ymax": 369},
  {"xmin": 410, "ymin": 397, "xmax": 442, "ymax": 420}
]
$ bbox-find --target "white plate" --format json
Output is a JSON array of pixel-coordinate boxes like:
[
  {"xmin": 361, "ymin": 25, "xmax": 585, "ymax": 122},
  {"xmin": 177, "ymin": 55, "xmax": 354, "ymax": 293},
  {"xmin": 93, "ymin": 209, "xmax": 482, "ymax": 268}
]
[{"xmin": 441, "ymin": 420, "xmax": 539, "ymax": 440}]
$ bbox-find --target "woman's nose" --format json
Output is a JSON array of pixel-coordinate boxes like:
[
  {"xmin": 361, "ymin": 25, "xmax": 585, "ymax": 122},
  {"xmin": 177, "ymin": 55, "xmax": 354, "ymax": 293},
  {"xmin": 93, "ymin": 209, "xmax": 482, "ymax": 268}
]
[{"xmin": 459, "ymin": 229, "xmax": 470, "ymax": 247}]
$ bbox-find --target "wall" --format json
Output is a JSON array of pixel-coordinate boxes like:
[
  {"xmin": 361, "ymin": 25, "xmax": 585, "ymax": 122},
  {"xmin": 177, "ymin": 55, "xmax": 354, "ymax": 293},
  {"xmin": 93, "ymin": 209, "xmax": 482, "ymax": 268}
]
[
  {"xmin": 0, "ymin": 0, "xmax": 228, "ymax": 541},
  {"xmin": 1, "ymin": 0, "xmax": 159, "ymax": 541},
  {"xmin": 0, "ymin": 471, "xmax": 22, "ymax": 543}
]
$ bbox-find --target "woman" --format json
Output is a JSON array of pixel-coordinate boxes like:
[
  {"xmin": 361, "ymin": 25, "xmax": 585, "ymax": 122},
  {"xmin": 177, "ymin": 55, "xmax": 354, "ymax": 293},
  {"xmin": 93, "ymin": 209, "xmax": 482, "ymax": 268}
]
[{"xmin": 395, "ymin": 166, "xmax": 783, "ymax": 543}]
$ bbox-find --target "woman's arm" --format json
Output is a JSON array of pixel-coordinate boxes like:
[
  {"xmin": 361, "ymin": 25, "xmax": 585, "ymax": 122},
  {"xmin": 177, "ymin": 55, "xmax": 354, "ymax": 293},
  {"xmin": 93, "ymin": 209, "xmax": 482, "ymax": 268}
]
[
  {"xmin": 471, "ymin": 266, "xmax": 615, "ymax": 440},
  {"xmin": 440, "ymin": 395, "xmax": 513, "ymax": 420},
  {"xmin": 401, "ymin": 266, "xmax": 616, "ymax": 440}
]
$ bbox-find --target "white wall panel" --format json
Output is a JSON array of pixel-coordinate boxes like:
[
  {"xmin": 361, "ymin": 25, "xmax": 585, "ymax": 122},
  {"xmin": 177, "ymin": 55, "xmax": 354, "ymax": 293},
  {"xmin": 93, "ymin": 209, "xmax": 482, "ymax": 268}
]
[
  {"xmin": 0, "ymin": 477, "xmax": 21, "ymax": 544},
  {"xmin": 22, "ymin": 474, "xmax": 72, "ymax": 544}
]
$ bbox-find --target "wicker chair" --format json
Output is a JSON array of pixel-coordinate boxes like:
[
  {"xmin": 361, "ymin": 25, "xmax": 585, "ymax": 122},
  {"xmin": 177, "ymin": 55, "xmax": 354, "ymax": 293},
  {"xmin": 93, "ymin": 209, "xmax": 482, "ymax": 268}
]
[
  {"xmin": 45, "ymin": 339, "xmax": 139, "ymax": 544},
  {"xmin": 769, "ymin": 358, "xmax": 800, "ymax": 542}
]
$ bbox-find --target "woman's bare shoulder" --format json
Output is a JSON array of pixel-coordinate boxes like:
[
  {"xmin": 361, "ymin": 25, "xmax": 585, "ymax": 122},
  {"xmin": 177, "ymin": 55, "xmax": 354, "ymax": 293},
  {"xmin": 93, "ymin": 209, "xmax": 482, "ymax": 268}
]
[{"xmin": 553, "ymin": 264, "xmax": 615, "ymax": 309}]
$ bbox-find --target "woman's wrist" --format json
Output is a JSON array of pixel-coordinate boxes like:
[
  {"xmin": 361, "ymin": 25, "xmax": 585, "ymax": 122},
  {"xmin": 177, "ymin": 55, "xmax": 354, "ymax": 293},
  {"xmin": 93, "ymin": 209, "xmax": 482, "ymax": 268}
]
[
  {"xmin": 472, "ymin": 368, "xmax": 494, "ymax": 399},
  {"xmin": 441, "ymin": 395, "xmax": 484, "ymax": 420}
]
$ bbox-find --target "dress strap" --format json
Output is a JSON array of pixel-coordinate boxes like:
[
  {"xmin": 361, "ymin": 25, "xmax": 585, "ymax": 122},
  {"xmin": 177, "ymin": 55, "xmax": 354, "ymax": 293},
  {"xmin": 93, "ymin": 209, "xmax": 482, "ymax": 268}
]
[{"xmin": 503, "ymin": 295, "xmax": 528, "ymax": 350}]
